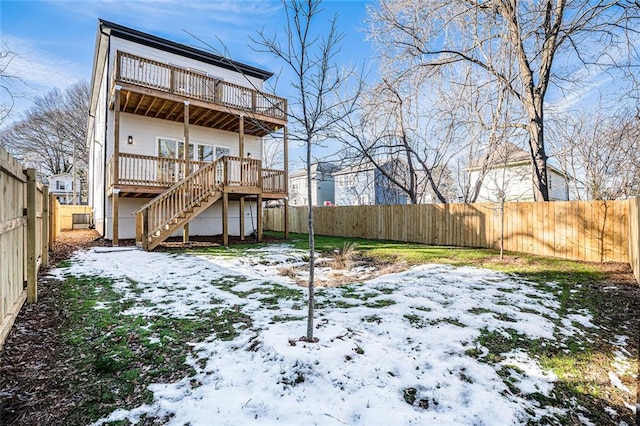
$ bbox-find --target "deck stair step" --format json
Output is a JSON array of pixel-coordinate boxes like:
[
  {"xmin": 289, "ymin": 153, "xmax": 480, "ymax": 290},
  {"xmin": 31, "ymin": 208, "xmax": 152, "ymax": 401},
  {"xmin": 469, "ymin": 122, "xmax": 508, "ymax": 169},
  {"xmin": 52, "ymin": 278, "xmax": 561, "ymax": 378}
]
[{"xmin": 135, "ymin": 158, "xmax": 224, "ymax": 251}]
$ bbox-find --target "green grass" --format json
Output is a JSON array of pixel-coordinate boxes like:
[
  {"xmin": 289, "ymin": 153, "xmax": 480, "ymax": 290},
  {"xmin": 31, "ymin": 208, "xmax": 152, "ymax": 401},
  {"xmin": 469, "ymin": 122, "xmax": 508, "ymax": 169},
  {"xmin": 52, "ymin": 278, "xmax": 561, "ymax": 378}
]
[
  {"xmin": 50, "ymin": 232, "xmax": 636, "ymax": 425},
  {"xmin": 266, "ymin": 231, "xmax": 604, "ymax": 284},
  {"xmin": 56, "ymin": 273, "xmax": 253, "ymax": 424}
]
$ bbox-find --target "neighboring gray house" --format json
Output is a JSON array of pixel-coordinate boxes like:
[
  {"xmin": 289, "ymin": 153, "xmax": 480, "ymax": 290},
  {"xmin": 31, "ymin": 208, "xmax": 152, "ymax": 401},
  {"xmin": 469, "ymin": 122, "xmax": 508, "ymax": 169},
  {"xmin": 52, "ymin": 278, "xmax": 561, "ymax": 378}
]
[
  {"xmin": 289, "ymin": 162, "xmax": 339, "ymax": 207},
  {"xmin": 466, "ymin": 143, "xmax": 569, "ymax": 202},
  {"xmin": 48, "ymin": 172, "xmax": 81, "ymax": 205},
  {"xmin": 333, "ymin": 161, "xmax": 409, "ymax": 206}
]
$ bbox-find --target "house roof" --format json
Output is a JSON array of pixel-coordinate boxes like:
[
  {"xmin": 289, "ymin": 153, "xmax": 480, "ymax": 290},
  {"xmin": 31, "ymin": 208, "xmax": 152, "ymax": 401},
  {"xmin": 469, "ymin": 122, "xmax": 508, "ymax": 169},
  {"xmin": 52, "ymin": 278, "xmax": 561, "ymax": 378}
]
[
  {"xmin": 99, "ymin": 20, "xmax": 274, "ymax": 81},
  {"xmin": 467, "ymin": 143, "xmax": 531, "ymax": 169},
  {"xmin": 290, "ymin": 162, "xmax": 340, "ymax": 178},
  {"xmin": 49, "ymin": 172, "xmax": 74, "ymax": 179},
  {"xmin": 332, "ymin": 158, "xmax": 403, "ymax": 176},
  {"xmin": 466, "ymin": 142, "xmax": 568, "ymax": 177}
]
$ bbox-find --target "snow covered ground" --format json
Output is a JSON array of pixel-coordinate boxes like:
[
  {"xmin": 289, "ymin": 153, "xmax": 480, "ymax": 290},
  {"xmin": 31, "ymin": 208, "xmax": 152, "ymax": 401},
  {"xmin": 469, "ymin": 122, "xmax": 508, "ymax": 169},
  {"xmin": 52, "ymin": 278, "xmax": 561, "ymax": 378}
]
[{"xmin": 48, "ymin": 245, "xmax": 634, "ymax": 425}]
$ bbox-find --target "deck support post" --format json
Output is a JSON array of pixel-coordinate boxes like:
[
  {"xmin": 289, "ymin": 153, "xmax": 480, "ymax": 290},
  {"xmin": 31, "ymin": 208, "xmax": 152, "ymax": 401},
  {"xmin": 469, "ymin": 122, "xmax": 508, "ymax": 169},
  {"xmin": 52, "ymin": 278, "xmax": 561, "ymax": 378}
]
[
  {"xmin": 112, "ymin": 87, "xmax": 121, "ymax": 247},
  {"xmin": 238, "ymin": 115, "xmax": 244, "ymax": 157},
  {"xmin": 222, "ymin": 191, "xmax": 229, "ymax": 246},
  {"xmin": 240, "ymin": 197, "xmax": 245, "ymax": 241},
  {"xmin": 284, "ymin": 126, "xmax": 289, "ymax": 239},
  {"xmin": 112, "ymin": 189, "xmax": 119, "ymax": 246},
  {"xmin": 183, "ymin": 101, "xmax": 190, "ymax": 243},
  {"xmin": 257, "ymin": 194, "xmax": 263, "ymax": 242},
  {"xmin": 114, "ymin": 87, "xmax": 121, "ymax": 186}
]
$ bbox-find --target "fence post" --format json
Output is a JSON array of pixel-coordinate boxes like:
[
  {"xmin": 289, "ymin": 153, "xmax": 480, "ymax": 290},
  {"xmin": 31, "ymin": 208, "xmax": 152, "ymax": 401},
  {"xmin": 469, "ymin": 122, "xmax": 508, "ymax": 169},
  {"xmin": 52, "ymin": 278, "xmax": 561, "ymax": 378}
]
[
  {"xmin": 48, "ymin": 194, "xmax": 55, "ymax": 247},
  {"xmin": 26, "ymin": 168, "xmax": 37, "ymax": 303},
  {"xmin": 42, "ymin": 186, "xmax": 49, "ymax": 268}
]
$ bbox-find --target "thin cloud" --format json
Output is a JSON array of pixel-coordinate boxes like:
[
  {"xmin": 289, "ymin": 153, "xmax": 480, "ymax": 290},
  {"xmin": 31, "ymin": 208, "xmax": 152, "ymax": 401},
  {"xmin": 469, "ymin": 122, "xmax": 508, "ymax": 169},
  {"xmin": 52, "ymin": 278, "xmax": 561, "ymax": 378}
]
[
  {"xmin": 45, "ymin": 0, "xmax": 281, "ymax": 26},
  {"xmin": 2, "ymin": 35, "xmax": 85, "ymax": 93}
]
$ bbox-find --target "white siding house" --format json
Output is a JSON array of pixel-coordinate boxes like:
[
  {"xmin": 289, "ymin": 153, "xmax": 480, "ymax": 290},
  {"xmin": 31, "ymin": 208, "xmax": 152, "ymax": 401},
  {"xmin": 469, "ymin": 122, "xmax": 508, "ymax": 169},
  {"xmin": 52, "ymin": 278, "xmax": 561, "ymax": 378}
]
[
  {"xmin": 289, "ymin": 162, "xmax": 339, "ymax": 207},
  {"xmin": 333, "ymin": 161, "xmax": 409, "ymax": 206},
  {"xmin": 467, "ymin": 143, "xmax": 569, "ymax": 202},
  {"xmin": 86, "ymin": 20, "xmax": 288, "ymax": 248},
  {"xmin": 48, "ymin": 173, "xmax": 82, "ymax": 205}
]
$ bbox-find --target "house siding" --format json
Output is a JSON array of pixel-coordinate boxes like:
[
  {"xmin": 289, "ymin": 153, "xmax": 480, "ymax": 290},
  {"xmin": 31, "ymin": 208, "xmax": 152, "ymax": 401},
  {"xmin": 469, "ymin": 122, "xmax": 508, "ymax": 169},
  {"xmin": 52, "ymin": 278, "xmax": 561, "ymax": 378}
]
[
  {"xmin": 89, "ymin": 58, "xmax": 109, "ymax": 234},
  {"xmin": 289, "ymin": 171, "xmax": 336, "ymax": 207},
  {"xmin": 335, "ymin": 169, "xmax": 375, "ymax": 206},
  {"xmin": 104, "ymin": 198, "xmax": 258, "ymax": 240},
  {"xmin": 109, "ymin": 37, "xmax": 265, "ymax": 92},
  {"xmin": 469, "ymin": 165, "xmax": 569, "ymax": 203},
  {"xmin": 315, "ymin": 174, "xmax": 335, "ymax": 206},
  {"xmin": 119, "ymin": 114, "xmax": 261, "ymax": 159}
]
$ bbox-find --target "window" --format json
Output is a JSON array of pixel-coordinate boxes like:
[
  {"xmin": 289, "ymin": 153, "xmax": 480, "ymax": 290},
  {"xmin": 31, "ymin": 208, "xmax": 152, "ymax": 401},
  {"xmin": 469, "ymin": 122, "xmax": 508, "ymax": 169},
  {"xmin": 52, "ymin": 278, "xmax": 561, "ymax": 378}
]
[
  {"xmin": 56, "ymin": 180, "xmax": 66, "ymax": 190},
  {"xmin": 215, "ymin": 146, "xmax": 231, "ymax": 159},
  {"xmin": 157, "ymin": 138, "xmax": 194, "ymax": 182},
  {"xmin": 197, "ymin": 145, "xmax": 214, "ymax": 162}
]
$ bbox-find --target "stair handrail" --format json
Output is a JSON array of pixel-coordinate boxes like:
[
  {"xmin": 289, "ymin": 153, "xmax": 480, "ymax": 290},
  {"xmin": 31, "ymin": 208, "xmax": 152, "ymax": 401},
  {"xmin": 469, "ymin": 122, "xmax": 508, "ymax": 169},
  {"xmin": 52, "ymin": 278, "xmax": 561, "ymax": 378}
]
[
  {"xmin": 134, "ymin": 157, "xmax": 223, "ymax": 213},
  {"xmin": 135, "ymin": 157, "xmax": 225, "ymax": 247}
]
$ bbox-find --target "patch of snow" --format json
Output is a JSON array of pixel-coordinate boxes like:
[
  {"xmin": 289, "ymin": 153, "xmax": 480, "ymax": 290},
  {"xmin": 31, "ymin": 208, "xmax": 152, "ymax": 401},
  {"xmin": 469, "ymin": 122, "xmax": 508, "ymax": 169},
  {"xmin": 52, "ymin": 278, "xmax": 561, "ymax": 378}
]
[
  {"xmin": 500, "ymin": 350, "xmax": 557, "ymax": 396},
  {"xmin": 577, "ymin": 413, "xmax": 596, "ymax": 426},
  {"xmin": 51, "ymin": 246, "xmax": 587, "ymax": 425},
  {"xmin": 608, "ymin": 371, "xmax": 632, "ymax": 394},
  {"xmin": 93, "ymin": 246, "xmax": 140, "ymax": 253},
  {"xmin": 92, "ymin": 301, "xmax": 110, "ymax": 310}
]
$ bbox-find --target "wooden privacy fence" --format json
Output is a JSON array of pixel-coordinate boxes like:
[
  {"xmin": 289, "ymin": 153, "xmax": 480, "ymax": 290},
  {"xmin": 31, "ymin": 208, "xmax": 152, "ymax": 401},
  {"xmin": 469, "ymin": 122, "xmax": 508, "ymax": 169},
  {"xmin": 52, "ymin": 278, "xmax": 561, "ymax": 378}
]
[
  {"xmin": 49, "ymin": 198, "xmax": 92, "ymax": 241},
  {"xmin": 265, "ymin": 199, "xmax": 639, "ymax": 281},
  {"xmin": 1, "ymin": 146, "xmax": 49, "ymax": 348},
  {"xmin": 630, "ymin": 197, "xmax": 640, "ymax": 284}
]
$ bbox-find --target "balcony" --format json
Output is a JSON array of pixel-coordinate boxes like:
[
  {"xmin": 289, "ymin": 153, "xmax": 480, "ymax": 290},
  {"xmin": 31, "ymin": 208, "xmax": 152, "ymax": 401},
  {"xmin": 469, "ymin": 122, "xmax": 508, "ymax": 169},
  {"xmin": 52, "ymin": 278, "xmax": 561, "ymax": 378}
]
[
  {"xmin": 107, "ymin": 153, "xmax": 286, "ymax": 199},
  {"xmin": 111, "ymin": 52, "xmax": 287, "ymax": 137}
]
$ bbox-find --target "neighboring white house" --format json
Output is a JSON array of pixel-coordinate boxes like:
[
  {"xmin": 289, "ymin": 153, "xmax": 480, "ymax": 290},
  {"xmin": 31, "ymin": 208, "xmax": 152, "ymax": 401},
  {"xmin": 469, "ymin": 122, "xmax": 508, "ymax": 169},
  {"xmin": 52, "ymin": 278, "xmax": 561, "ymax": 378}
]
[
  {"xmin": 86, "ymin": 20, "xmax": 288, "ymax": 248},
  {"xmin": 466, "ymin": 143, "xmax": 569, "ymax": 202},
  {"xmin": 48, "ymin": 172, "xmax": 81, "ymax": 205},
  {"xmin": 333, "ymin": 161, "xmax": 410, "ymax": 206},
  {"xmin": 289, "ymin": 162, "xmax": 339, "ymax": 207}
]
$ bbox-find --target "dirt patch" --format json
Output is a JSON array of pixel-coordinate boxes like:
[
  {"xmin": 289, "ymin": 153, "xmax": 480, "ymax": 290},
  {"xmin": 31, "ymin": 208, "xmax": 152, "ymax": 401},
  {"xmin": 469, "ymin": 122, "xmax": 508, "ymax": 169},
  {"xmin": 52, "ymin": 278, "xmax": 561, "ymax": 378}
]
[
  {"xmin": 0, "ymin": 231, "xmax": 103, "ymax": 425},
  {"xmin": 281, "ymin": 252, "xmax": 409, "ymax": 288}
]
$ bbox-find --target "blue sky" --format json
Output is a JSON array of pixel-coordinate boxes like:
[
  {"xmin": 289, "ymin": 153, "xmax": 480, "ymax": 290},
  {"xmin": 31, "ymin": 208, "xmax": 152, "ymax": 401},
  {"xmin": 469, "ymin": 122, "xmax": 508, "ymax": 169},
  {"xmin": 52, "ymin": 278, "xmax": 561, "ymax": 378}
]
[{"xmin": 1, "ymin": 0, "xmax": 372, "ymax": 122}]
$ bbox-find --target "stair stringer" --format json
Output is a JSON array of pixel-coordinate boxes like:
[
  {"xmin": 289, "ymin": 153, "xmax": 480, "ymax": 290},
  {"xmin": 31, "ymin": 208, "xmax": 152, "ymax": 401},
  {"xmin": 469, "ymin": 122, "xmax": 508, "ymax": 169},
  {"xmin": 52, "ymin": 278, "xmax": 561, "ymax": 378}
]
[{"xmin": 147, "ymin": 191, "xmax": 222, "ymax": 250}]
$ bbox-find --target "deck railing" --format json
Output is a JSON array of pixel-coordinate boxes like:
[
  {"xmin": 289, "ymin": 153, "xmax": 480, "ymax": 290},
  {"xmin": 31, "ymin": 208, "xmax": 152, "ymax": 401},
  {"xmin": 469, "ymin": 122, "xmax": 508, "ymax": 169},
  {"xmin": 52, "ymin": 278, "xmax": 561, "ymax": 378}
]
[
  {"xmin": 108, "ymin": 154, "xmax": 208, "ymax": 188},
  {"xmin": 115, "ymin": 51, "xmax": 287, "ymax": 121},
  {"xmin": 108, "ymin": 153, "xmax": 285, "ymax": 194},
  {"xmin": 262, "ymin": 169, "xmax": 287, "ymax": 193}
]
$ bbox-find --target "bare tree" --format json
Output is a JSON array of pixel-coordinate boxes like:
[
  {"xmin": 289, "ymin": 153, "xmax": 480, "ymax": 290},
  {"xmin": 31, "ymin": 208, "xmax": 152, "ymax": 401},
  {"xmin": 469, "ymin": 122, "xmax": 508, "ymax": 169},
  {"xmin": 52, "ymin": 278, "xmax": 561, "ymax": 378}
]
[
  {"xmin": 337, "ymin": 69, "xmax": 463, "ymax": 204},
  {"xmin": 551, "ymin": 107, "xmax": 640, "ymax": 200},
  {"xmin": 0, "ymin": 42, "xmax": 27, "ymax": 127},
  {"xmin": 368, "ymin": 0, "xmax": 640, "ymax": 201},
  {"xmin": 0, "ymin": 81, "xmax": 89, "ymax": 184},
  {"xmin": 253, "ymin": 0, "xmax": 353, "ymax": 342}
]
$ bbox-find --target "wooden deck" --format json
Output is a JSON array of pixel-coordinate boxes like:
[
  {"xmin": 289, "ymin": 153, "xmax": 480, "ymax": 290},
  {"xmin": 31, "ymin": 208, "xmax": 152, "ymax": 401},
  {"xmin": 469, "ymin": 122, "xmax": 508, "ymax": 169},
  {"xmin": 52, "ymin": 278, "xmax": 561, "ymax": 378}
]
[
  {"xmin": 111, "ymin": 52, "xmax": 287, "ymax": 137},
  {"xmin": 107, "ymin": 153, "xmax": 287, "ymax": 199}
]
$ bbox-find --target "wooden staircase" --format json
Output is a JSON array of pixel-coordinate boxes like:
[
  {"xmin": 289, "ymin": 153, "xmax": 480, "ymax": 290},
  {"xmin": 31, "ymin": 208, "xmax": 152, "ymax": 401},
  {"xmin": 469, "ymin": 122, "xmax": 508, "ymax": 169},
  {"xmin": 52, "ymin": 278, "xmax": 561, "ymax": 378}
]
[{"xmin": 135, "ymin": 158, "xmax": 224, "ymax": 250}]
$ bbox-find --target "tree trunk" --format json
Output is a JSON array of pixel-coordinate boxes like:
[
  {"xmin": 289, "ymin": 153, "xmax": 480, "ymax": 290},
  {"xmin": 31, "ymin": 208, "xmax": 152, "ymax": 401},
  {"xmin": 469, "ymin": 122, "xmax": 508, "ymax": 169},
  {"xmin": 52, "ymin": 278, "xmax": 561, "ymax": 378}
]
[
  {"xmin": 306, "ymin": 140, "xmax": 315, "ymax": 342},
  {"xmin": 527, "ymin": 104, "xmax": 550, "ymax": 201}
]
